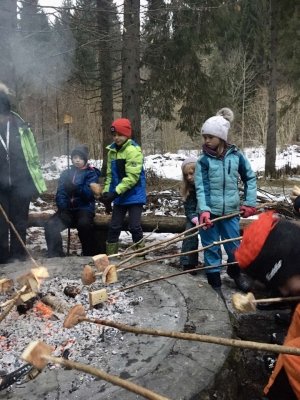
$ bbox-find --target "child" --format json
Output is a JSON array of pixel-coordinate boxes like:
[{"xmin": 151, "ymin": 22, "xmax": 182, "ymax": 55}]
[
  {"xmin": 180, "ymin": 157, "xmax": 199, "ymax": 275},
  {"xmin": 100, "ymin": 118, "xmax": 146, "ymax": 255},
  {"xmin": 235, "ymin": 211, "xmax": 300, "ymax": 399},
  {"xmin": 45, "ymin": 145, "xmax": 100, "ymax": 257},
  {"xmin": 195, "ymin": 108, "xmax": 257, "ymax": 293}
]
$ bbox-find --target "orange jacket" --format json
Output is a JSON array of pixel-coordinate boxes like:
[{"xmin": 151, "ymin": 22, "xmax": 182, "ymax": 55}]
[{"xmin": 264, "ymin": 303, "xmax": 300, "ymax": 399}]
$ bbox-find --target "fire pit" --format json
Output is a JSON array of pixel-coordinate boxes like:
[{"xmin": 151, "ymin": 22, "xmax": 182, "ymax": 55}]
[{"xmin": 0, "ymin": 257, "xmax": 231, "ymax": 399}]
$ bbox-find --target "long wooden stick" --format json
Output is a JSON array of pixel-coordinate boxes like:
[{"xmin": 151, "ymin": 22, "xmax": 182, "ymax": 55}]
[
  {"xmin": 117, "ymin": 212, "xmax": 242, "ymax": 265},
  {"xmin": 43, "ymin": 355, "xmax": 170, "ymax": 400},
  {"xmin": 0, "ymin": 204, "xmax": 39, "ymax": 268},
  {"xmin": 253, "ymin": 296, "xmax": 300, "ymax": 304},
  {"xmin": 78, "ymin": 317, "xmax": 300, "ymax": 356},
  {"xmin": 109, "ymin": 262, "xmax": 237, "ymax": 296},
  {"xmin": 0, "ymin": 285, "xmax": 27, "ymax": 323},
  {"xmin": 119, "ymin": 236, "xmax": 242, "ymax": 273}
]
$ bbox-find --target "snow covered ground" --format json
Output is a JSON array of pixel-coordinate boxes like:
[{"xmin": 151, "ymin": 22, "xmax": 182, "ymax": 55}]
[{"xmin": 41, "ymin": 145, "xmax": 300, "ymax": 182}]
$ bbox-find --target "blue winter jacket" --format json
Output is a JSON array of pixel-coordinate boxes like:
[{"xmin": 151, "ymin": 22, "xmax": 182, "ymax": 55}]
[
  {"xmin": 104, "ymin": 139, "xmax": 146, "ymax": 205},
  {"xmin": 56, "ymin": 164, "xmax": 101, "ymax": 213},
  {"xmin": 195, "ymin": 145, "xmax": 257, "ymax": 216}
]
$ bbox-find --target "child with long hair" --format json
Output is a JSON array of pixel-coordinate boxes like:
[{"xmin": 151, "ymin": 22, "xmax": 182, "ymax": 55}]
[
  {"xmin": 195, "ymin": 108, "xmax": 257, "ymax": 293},
  {"xmin": 180, "ymin": 157, "xmax": 199, "ymax": 274}
]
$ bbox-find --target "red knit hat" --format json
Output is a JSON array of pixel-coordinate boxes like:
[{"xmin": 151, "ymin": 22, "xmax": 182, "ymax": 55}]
[{"xmin": 111, "ymin": 118, "xmax": 132, "ymax": 138}]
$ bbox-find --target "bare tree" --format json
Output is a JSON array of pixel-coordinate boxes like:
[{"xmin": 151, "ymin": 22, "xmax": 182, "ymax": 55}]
[{"xmin": 122, "ymin": 0, "xmax": 141, "ymax": 144}]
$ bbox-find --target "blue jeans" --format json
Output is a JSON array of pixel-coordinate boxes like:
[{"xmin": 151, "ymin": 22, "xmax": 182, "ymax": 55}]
[{"xmin": 199, "ymin": 215, "xmax": 241, "ymax": 277}]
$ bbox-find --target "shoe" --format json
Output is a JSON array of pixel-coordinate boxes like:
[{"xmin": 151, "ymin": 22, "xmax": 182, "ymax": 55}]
[{"xmin": 233, "ymin": 274, "xmax": 251, "ymax": 293}]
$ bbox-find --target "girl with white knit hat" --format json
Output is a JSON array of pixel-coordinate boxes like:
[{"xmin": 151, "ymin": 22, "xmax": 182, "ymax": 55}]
[{"xmin": 194, "ymin": 108, "xmax": 257, "ymax": 294}]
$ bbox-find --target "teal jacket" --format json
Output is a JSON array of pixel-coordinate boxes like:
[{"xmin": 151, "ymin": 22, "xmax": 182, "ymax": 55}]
[
  {"xmin": 195, "ymin": 145, "xmax": 256, "ymax": 216},
  {"xmin": 104, "ymin": 139, "xmax": 146, "ymax": 205}
]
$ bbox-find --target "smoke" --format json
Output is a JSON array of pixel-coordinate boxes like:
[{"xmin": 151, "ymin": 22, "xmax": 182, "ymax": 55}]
[{"xmin": 8, "ymin": 3, "xmax": 76, "ymax": 93}]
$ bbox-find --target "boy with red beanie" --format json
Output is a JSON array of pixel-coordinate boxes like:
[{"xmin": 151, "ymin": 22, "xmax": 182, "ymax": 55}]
[
  {"xmin": 235, "ymin": 211, "xmax": 300, "ymax": 399},
  {"xmin": 100, "ymin": 118, "xmax": 146, "ymax": 255}
]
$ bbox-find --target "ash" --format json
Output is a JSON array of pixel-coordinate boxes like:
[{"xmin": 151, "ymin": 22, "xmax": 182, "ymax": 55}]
[{"xmin": 0, "ymin": 277, "xmax": 139, "ymax": 376}]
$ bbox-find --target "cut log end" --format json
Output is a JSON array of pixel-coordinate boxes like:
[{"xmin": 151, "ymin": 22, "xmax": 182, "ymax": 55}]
[
  {"xmin": 81, "ymin": 265, "xmax": 96, "ymax": 285},
  {"xmin": 63, "ymin": 304, "xmax": 86, "ymax": 329},
  {"xmin": 232, "ymin": 292, "xmax": 256, "ymax": 313}
]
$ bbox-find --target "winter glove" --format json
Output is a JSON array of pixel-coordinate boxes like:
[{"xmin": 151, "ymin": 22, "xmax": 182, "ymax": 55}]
[
  {"xmin": 64, "ymin": 180, "xmax": 77, "ymax": 196},
  {"xmin": 100, "ymin": 191, "xmax": 118, "ymax": 204},
  {"xmin": 191, "ymin": 216, "xmax": 199, "ymax": 225},
  {"xmin": 199, "ymin": 211, "xmax": 213, "ymax": 229},
  {"xmin": 240, "ymin": 205, "xmax": 257, "ymax": 218}
]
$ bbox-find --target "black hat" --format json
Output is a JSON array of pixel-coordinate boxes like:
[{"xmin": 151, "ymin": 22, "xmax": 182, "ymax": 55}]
[
  {"xmin": 235, "ymin": 212, "xmax": 300, "ymax": 290},
  {"xmin": 71, "ymin": 145, "xmax": 88, "ymax": 164}
]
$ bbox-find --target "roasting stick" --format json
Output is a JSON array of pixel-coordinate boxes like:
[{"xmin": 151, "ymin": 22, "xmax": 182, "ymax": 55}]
[
  {"xmin": 21, "ymin": 341, "xmax": 170, "ymax": 400},
  {"xmin": 82, "ymin": 236, "xmax": 242, "ymax": 285},
  {"xmin": 0, "ymin": 204, "xmax": 40, "ymax": 268},
  {"xmin": 116, "ymin": 212, "xmax": 243, "ymax": 265},
  {"xmin": 87, "ymin": 261, "xmax": 238, "ymax": 307},
  {"xmin": 116, "ymin": 204, "xmax": 267, "ymax": 263},
  {"xmin": 0, "ymin": 285, "xmax": 27, "ymax": 323},
  {"xmin": 232, "ymin": 292, "xmax": 300, "ymax": 313},
  {"xmin": 62, "ymin": 305, "xmax": 300, "ymax": 357}
]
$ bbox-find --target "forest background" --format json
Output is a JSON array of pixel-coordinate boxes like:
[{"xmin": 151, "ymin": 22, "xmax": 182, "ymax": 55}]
[{"xmin": 0, "ymin": 0, "xmax": 299, "ymax": 177}]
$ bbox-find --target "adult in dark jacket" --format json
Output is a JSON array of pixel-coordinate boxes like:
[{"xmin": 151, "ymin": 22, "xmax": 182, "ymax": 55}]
[
  {"xmin": 45, "ymin": 145, "xmax": 100, "ymax": 257},
  {"xmin": 0, "ymin": 83, "xmax": 46, "ymax": 264},
  {"xmin": 235, "ymin": 211, "xmax": 300, "ymax": 399}
]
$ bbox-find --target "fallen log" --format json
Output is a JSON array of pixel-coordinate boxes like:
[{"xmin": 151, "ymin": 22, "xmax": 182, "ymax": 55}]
[{"xmin": 28, "ymin": 213, "xmax": 253, "ymax": 233}]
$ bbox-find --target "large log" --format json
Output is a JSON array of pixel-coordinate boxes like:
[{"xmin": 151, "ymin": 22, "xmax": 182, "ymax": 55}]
[{"xmin": 28, "ymin": 213, "xmax": 252, "ymax": 233}]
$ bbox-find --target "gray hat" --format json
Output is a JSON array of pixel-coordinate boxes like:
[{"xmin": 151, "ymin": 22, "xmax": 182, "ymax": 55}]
[
  {"xmin": 181, "ymin": 157, "xmax": 197, "ymax": 170},
  {"xmin": 71, "ymin": 145, "xmax": 89, "ymax": 163}
]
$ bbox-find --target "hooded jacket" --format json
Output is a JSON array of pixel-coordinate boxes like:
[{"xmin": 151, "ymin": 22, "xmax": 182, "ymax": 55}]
[
  {"xmin": 56, "ymin": 165, "xmax": 100, "ymax": 213},
  {"xmin": 104, "ymin": 139, "xmax": 146, "ymax": 205},
  {"xmin": 0, "ymin": 111, "xmax": 46, "ymax": 195},
  {"xmin": 195, "ymin": 145, "xmax": 256, "ymax": 216}
]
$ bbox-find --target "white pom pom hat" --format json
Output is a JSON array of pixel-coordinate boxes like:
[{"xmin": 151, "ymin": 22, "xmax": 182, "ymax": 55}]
[{"xmin": 201, "ymin": 107, "xmax": 234, "ymax": 142}]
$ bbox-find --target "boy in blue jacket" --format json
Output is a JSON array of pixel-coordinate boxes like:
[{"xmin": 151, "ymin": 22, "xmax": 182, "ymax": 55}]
[{"xmin": 45, "ymin": 145, "xmax": 100, "ymax": 257}]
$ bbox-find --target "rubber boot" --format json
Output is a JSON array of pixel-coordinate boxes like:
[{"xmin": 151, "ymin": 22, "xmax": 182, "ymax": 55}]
[
  {"xmin": 133, "ymin": 241, "xmax": 146, "ymax": 258},
  {"xmin": 106, "ymin": 242, "xmax": 119, "ymax": 256}
]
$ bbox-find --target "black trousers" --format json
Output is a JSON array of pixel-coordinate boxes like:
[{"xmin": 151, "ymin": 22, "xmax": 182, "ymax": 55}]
[
  {"xmin": 0, "ymin": 188, "xmax": 31, "ymax": 263},
  {"xmin": 45, "ymin": 209, "xmax": 96, "ymax": 256},
  {"xmin": 107, "ymin": 204, "xmax": 143, "ymax": 243}
]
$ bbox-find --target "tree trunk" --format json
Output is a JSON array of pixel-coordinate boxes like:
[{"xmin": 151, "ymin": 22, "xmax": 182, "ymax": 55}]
[
  {"xmin": 122, "ymin": 0, "xmax": 141, "ymax": 144},
  {"xmin": 96, "ymin": 0, "xmax": 114, "ymax": 176},
  {"xmin": 0, "ymin": 0, "xmax": 17, "ymax": 88},
  {"xmin": 265, "ymin": 0, "xmax": 278, "ymax": 178}
]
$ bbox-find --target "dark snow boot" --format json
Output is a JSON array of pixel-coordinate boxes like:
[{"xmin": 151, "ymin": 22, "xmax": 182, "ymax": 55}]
[{"xmin": 233, "ymin": 273, "xmax": 252, "ymax": 293}]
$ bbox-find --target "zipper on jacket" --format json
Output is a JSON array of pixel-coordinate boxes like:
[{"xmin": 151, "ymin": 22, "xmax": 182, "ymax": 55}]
[{"xmin": 228, "ymin": 160, "xmax": 231, "ymax": 174}]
